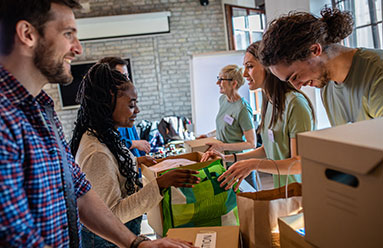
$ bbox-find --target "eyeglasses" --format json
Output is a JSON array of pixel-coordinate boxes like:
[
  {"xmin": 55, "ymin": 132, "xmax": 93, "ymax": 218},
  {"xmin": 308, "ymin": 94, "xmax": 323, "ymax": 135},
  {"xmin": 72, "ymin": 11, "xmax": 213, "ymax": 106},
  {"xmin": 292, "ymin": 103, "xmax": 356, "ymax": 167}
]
[{"xmin": 217, "ymin": 76, "xmax": 233, "ymax": 82}]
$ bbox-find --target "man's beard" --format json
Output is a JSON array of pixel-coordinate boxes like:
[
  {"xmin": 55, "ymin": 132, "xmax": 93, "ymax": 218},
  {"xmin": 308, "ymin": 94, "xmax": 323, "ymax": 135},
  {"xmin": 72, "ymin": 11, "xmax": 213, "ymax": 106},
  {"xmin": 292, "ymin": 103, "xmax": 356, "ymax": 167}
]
[
  {"xmin": 34, "ymin": 38, "xmax": 73, "ymax": 86},
  {"xmin": 315, "ymin": 62, "xmax": 331, "ymax": 88}
]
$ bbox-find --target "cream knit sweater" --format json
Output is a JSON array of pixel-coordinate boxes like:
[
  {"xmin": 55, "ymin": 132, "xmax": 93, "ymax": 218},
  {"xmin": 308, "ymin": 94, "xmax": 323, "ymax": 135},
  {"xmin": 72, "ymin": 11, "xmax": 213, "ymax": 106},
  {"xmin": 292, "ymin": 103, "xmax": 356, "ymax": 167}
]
[{"xmin": 75, "ymin": 131, "xmax": 162, "ymax": 223}]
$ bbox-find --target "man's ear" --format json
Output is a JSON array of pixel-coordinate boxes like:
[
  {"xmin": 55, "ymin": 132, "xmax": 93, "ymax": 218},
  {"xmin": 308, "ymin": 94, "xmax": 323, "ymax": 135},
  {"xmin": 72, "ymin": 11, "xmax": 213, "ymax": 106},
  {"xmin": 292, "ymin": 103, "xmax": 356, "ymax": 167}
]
[
  {"xmin": 15, "ymin": 20, "xmax": 38, "ymax": 49},
  {"xmin": 309, "ymin": 43, "xmax": 322, "ymax": 57}
]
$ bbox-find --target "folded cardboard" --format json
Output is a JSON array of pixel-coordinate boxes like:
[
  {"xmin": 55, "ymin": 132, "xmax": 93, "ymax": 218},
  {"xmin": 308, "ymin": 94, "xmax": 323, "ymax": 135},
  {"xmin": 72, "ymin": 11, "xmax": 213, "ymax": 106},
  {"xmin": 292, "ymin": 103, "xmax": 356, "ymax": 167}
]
[
  {"xmin": 278, "ymin": 213, "xmax": 316, "ymax": 248},
  {"xmin": 166, "ymin": 226, "xmax": 241, "ymax": 248},
  {"xmin": 184, "ymin": 137, "xmax": 221, "ymax": 153},
  {"xmin": 297, "ymin": 118, "xmax": 383, "ymax": 248},
  {"xmin": 139, "ymin": 152, "xmax": 220, "ymax": 235}
]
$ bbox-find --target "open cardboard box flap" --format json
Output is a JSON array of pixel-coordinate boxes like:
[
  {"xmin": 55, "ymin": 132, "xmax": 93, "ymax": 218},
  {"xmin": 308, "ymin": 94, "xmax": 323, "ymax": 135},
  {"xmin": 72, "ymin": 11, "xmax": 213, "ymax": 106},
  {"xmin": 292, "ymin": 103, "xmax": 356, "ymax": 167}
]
[
  {"xmin": 297, "ymin": 118, "xmax": 383, "ymax": 175},
  {"xmin": 140, "ymin": 151, "xmax": 221, "ymax": 177}
]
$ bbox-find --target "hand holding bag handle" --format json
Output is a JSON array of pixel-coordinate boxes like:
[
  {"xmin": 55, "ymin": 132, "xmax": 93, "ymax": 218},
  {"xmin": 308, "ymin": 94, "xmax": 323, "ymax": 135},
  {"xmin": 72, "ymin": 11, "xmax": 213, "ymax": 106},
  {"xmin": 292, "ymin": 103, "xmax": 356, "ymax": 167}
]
[{"xmin": 238, "ymin": 158, "xmax": 302, "ymax": 248}]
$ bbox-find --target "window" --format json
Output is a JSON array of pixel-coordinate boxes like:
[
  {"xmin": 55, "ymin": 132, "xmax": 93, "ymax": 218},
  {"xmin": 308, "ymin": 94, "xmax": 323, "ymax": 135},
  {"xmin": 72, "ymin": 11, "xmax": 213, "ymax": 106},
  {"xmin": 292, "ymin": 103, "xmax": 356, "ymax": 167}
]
[
  {"xmin": 332, "ymin": 0, "xmax": 382, "ymax": 48},
  {"xmin": 225, "ymin": 5, "xmax": 265, "ymax": 50},
  {"xmin": 225, "ymin": 5, "xmax": 265, "ymax": 121}
]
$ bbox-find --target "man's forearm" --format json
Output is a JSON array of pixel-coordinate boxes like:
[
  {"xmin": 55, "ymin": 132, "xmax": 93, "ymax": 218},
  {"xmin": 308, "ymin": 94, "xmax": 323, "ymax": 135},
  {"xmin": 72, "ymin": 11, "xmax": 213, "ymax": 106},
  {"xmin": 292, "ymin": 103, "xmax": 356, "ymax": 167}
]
[{"xmin": 77, "ymin": 189, "xmax": 136, "ymax": 248}]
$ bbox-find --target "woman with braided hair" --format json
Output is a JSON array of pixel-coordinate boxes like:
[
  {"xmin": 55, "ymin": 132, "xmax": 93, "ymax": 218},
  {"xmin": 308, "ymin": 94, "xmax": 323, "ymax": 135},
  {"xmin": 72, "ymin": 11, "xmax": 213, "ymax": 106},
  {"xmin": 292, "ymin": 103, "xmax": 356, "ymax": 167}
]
[{"xmin": 70, "ymin": 63, "xmax": 200, "ymax": 247}]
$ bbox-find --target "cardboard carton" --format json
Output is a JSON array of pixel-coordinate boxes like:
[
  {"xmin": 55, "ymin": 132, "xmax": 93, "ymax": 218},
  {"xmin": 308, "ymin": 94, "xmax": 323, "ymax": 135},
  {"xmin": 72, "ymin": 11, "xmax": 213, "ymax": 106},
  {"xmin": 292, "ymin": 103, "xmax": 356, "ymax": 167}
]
[
  {"xmin": 166, "ymin": 226, "xmax": 241, "ymax": 248},
  {"xmin": 297, "ymin": 118, "xmax": 383, "ymax": 248},
  {"xmin": 278, "ymin": 213, "xmax": 316, "ymax": 248},
  {"xmin": 184, "ymin": 137, "xmax": 221, "ymax": 153},
  {"xmin": 139, "ymin": 152, "xmax": 220, "ymax": 235}
]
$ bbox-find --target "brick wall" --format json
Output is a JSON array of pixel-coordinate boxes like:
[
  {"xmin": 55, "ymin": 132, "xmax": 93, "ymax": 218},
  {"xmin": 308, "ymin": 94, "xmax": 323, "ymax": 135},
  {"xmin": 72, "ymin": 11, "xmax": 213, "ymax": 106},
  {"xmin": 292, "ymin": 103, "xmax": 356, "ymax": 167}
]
[{"xmin": 43, "ymin": 0, "xmax": 227, "ymax": 141}]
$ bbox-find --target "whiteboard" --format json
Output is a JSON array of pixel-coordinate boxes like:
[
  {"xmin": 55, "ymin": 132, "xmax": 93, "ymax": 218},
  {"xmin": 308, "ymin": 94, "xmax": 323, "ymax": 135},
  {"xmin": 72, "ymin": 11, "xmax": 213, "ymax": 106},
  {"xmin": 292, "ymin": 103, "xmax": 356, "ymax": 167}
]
[{"xmin": 190, "ymin": 50, "xmax": 250, "ymax": 135}]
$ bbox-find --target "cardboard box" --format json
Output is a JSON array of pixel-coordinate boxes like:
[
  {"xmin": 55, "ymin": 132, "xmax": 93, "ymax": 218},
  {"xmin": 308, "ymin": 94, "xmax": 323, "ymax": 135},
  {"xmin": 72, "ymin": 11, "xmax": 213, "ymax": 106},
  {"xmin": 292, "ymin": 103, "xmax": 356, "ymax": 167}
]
[
  {"xmin": 166, "ymin": 226, "xmax": 241, "ymax": 248},
  {"xmin": 278, "ymin": 213, "xmax": 316, "ymax": 248},
  {"xmin": 139, "ymin": 152, "xmax": 220, "ymax": 235},
  {"xmin": 297, "ymin": 118, "xmax": 383, "ymax": 248},
  {"xmin": 184, "ymin": 137, "xmax": 221, "ymax": 153}
]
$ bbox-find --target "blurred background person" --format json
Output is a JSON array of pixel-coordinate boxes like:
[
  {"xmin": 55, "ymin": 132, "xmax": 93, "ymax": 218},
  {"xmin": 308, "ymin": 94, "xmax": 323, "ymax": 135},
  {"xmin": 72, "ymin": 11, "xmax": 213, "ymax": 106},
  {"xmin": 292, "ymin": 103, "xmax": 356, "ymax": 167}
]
[{"xmin": 199, "ymin": 64, "xmax": 255, "ymax": 155}]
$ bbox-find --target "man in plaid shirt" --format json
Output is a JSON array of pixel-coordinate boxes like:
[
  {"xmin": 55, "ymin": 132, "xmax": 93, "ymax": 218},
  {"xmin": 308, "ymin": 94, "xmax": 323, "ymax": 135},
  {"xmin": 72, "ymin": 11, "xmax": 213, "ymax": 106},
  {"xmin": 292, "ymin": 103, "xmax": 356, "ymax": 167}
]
[{"xmin": 0, "ymin": 1, "xmax": 196, "ymax": 248}]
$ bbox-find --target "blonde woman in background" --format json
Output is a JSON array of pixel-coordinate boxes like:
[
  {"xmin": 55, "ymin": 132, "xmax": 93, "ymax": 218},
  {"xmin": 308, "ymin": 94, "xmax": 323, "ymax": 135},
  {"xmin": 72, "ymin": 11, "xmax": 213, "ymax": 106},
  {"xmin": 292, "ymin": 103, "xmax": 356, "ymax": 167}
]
[{"xmin": 199, "ymin": 65, "xmax": 256, "ymax": 155}]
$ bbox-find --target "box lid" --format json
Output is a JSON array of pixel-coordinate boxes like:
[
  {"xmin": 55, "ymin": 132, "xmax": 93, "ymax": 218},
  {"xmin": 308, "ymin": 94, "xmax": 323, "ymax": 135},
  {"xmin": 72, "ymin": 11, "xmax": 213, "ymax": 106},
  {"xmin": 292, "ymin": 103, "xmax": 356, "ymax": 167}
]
[{"xmin": 297, "ymin": 118, "xmax": 383, "ymax": 175}]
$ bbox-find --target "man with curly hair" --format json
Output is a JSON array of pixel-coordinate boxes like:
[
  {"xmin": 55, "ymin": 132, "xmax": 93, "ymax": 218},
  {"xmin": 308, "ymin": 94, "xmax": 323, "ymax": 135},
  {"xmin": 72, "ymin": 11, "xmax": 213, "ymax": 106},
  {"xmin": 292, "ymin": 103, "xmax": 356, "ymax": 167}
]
[{"xmin": 260, "ymin": 7, "xmax": 383, "ymax": 126}]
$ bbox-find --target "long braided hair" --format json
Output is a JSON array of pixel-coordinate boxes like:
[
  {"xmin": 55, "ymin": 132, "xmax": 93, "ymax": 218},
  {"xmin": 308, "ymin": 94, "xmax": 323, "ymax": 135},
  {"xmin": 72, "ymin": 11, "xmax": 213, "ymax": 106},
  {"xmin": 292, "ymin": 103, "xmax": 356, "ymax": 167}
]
[{"xmin": 70, "ymin": 63, "xmax": 142, "ymax": 195}]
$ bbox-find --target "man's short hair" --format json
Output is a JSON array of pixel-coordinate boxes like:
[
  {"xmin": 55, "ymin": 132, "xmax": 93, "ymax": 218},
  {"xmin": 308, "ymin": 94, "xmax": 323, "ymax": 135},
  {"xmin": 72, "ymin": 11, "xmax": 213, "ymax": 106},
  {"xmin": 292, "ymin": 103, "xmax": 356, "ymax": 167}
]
[
  {"xmin": 98, "ymin": 57, "xmax": 128, "ymax": 70},
  {"xmin": 0, "ymin": 0, "xmax": 81, "ymax": 56}
]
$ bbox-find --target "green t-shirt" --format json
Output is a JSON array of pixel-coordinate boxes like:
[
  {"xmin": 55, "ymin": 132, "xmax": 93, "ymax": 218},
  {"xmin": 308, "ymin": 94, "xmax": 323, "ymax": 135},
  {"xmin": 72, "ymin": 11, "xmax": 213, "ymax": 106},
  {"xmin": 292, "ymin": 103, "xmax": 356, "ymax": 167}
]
[
  {"xmin": 322, "ymin": 48, "xmax": 383, "ymax": 126},
  {"xmin": 260, "ymin": 91, "xmax": 314, "ymax": 187},
  {"xmin": 215, "ymin": 95, "xmax": 254, "ymax": 153}
]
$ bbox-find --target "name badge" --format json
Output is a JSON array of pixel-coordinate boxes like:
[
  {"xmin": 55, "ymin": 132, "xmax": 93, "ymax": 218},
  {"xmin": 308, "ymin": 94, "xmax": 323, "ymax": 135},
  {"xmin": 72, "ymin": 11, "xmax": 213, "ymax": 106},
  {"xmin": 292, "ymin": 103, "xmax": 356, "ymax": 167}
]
[
  {"xmin": 195, "ymin": 231, "xmax": 217, "ymax": 248},
  {"xmin": 223, "ymin": 114, "xmax": 234, "ymax": 125},
  {"xmin": 268, "ymin": 129, "xmax": 275, "ymax": 143}
]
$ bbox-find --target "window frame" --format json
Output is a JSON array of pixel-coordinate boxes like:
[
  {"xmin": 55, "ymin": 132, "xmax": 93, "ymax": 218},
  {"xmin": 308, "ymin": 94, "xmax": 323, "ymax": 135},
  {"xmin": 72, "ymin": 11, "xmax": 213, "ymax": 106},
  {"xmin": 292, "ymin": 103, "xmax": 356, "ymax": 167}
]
[
  {"xmin": 225, "ymin": 4, "xmax": 265, "ymax": 50},
  {"xmin": 332, "ymin": 0, "xmax": 383, "ymax": 48}
]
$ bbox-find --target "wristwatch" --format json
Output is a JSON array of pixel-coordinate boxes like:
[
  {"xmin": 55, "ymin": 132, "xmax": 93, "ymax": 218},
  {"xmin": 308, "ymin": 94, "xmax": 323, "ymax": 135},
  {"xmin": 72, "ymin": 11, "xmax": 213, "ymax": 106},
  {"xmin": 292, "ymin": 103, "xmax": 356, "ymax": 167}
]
[{"xmin": 131, "ymin": 235, "xmax": 151, "ymax": 248}]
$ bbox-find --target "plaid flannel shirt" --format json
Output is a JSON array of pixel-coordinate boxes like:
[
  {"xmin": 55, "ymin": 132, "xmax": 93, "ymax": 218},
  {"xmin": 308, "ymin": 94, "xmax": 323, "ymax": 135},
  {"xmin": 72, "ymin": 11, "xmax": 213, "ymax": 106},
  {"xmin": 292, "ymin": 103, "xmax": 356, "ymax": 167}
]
[{"xmin": 0, "ymin": 65, "xmax": 91, "ymax": 247}]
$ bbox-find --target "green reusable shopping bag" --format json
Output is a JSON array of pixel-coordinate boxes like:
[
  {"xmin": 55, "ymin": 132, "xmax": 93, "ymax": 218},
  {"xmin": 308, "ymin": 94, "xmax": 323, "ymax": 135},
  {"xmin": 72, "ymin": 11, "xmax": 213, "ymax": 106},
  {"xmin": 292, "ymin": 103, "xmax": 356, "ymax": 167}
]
[{"xmin": 161, "ymin": 160, "xmax": 239, "ymax": 236}]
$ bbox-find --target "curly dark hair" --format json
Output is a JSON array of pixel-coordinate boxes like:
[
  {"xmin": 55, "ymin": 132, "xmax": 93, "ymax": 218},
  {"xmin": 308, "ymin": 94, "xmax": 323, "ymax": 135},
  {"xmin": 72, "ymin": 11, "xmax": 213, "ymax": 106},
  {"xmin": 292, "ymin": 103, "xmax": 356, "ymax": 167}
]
[
  {"xmin": 246, "ymin": 41, "xmax": 315, "ymax": 131},
  {"xmin": 70, "ymin": 63, "xmax": 141, "ymax": 195},
  {"xmin": 260, "ymin": 7, "xmax": 354, "ymax": 66},
  {"xmin": 0, "ymin": 0, "xmax": 81, "ymax": 55}
]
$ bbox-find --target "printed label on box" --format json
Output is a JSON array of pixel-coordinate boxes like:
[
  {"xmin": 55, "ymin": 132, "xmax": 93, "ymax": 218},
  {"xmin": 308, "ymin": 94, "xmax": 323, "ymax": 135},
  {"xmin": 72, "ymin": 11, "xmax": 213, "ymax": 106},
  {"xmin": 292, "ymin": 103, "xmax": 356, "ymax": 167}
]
[{"xmin": 195, "ymin": 231, "xmax": 217, "ymax": 248}]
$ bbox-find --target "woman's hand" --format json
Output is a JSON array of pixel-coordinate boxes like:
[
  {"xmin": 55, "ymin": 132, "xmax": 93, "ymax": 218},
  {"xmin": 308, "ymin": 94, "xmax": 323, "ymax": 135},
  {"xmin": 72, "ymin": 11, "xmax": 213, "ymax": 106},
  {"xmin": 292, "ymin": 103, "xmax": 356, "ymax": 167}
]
[
  {"xmin": 156, "ymin": 169, "xmax": 200, "ymax": 190},
  {"xmin": 137, "ymin": 156, "xmax": 157, "ymax": 166},
  {"xmin": 218, "ymin": 159, "xmax": 259, "ymax": 191},
  {"xmin": 200, "ymin": 150, "xmax": 226, "ymax": 162},
  {"xmin": 206, "ymin": 141, "xmax": 224, "ymax": 152},
  {"xmin": 131, "ymin": 140, "xmax": 151, "ymax": 153}
]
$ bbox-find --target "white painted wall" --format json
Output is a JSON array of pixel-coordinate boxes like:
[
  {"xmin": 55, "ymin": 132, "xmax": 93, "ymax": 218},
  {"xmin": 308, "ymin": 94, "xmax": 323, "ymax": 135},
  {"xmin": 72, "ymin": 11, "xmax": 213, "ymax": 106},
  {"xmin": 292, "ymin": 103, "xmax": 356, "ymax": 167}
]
[
  {"xmin": 310, "ymin": 0, "xmax": 332, "ymax": 16},
  {"xmin": 190, "ymin": 50, "xmax": 249, "ymax": 135},
  {"xmin": 221, "ymin": 0, "xmax": 256, "ymax": 8},
  {"xmin": 264, "ymin": 0, "xmax": 309, "ymax": 23}
]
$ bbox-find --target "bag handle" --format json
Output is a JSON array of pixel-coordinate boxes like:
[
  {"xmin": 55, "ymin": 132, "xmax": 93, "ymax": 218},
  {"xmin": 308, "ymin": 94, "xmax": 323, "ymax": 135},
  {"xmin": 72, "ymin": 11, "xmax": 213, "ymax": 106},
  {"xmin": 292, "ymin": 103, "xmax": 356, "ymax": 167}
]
[
  {"xmin": 284, "ymin": 158, "xmax": 300, "ymax": 198},
  {"xmin": 255, "ymin": 158, "xmax": 301, "ymax": 198},
  {"xmin": 253, "ymin": 158, "xmax": 281, "ymax": 192}
]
